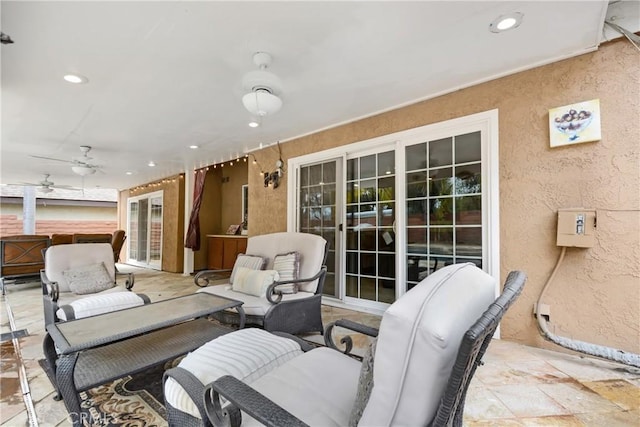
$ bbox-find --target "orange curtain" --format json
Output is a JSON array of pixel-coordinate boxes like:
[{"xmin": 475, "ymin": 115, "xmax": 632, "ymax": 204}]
[{"xmin": 185, "ymin": 169, "xmax": 207, "ymax": 250}]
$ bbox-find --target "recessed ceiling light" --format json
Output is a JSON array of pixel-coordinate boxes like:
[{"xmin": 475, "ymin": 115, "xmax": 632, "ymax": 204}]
[
  {"xmin": 189, "ymin": 145, "xmax": 199, "ymax": 149},
  {"xmin": 125, "ymin": 171, "xmax": 133, "ymax": 175},
  {"xmin": 489, "ymin": 12, "xmax": 523, "ymax": 33},
  {"xmin": 248, "ymin": 121, "xmax": 260, "ymax": 128},
  {"xmin": 148, "ymin": 161, "xmax": 156, "ymax": 167},
  {"xmin": 63, "ymin": 74, "xmax": 88, "ymax": 84}
]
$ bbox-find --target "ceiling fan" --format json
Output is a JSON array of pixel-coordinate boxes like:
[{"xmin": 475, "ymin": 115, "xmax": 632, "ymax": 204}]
[
  {"xmin": 30, "ymin": 145, "xmax": 103, "ymax": 176},
  {"xmin": 19, "ymin": 174, "xmax": 82, "ymax": 193}
]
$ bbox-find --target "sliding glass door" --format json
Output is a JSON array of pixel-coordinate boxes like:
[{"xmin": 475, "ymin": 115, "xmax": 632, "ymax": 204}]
[
  {"xmin": 127, "ymin": 190, "xmax": 163, "ymax": 269},
  {"xmin": 289, "ymin": 110, "xmax": 498, "ymax": 313}
]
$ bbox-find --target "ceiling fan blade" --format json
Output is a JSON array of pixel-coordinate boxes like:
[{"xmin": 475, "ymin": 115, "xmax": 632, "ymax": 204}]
[
  {"xmin": 30, "ymin": 155, "xmax": 75, "ymax": 164},
  {"xmin": 52, "ymin": 184, "xmax": 82, "ymax": 190}
]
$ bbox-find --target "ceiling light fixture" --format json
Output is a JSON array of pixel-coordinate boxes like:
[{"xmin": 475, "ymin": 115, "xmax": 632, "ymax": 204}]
[
  {"xmin": 489, "ymin": 12, "xmax": 523, "ymax": 33},
  {"xmin": 71, "ymin": 165, "xmax": 96, "ymax": 176},
  {"xmin": 63, "ymin": 74, "xmax": 88, "ymax": 84},
  {"xmin": 189, "ymin": 145, "xmax": 199, "ymax": 149},
  {"xmin": 148, "ymin": 161, "xmax": 156, "ymax": 167},
  {"xmin": 248, "ymin": 119, "xmax": 260, "ymax": 128},
  {"xmin": 241, "ymin": 52, "xmax": 283, "ymax": 117}
]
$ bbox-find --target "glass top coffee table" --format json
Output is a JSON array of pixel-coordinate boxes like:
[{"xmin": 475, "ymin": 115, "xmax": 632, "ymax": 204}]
[{"xmin": 43, "ymin": 292, "xmax": 245, "ymax": 424}]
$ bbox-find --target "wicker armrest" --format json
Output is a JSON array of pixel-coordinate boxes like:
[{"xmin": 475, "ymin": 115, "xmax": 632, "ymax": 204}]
[
  {"xmin": 116, "ymin": 271, "xmax": 135, "ymax": 290},
  {"xmin": 194, "ymin": 269, "xmax": 233, "ymax": 287},
  {"xmin": 40, "ymin": 270, "xmax": 60, "ymax": 302},
  {"xmin": 204, "ymin": 375, "xmax": 308, "ymax": 427},
  {"xmin": 265, "ymin": 266, "xmax": 327, "ymax": 304},
  {"xmin": 324, "ymin": 319, "xmax": 379, "ymax": 355}
]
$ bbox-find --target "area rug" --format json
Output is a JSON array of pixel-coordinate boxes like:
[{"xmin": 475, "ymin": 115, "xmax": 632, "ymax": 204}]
[{"xmin": 39, "ymin": 359, "xmax": 174, "ymax": 427}]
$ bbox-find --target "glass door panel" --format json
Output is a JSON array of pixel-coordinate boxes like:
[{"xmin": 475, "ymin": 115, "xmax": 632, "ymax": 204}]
[
  {"xmin": 137, "ymin": 198, "xmax": 149, "ymax": 262},
  {"xmin": 129, "ymin": 201, "xmax": 139, "ymax": 261},
  {"xmin": 345, "ymin": 150, "xmax": 396, "ymax": 304},
  {"xmin": 298, "ymin": 160, "xmax": 339, "ymax": 298},
  {"xmin": 149, "ymin": 196, "xmax": 163, "ymax": 267},
  {"xmin": 406, "ymin": 131, "xmax": 482, "ymax": 289}
]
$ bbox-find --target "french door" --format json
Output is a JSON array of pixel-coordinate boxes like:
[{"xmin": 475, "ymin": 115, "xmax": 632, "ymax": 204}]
[
  {"xmin": 289, "ymin": 110, "xmax": 499, "ymax": 312},
  {"xmin": 127, "ymin": 190, "xmax": 163, "ymax": 269}
]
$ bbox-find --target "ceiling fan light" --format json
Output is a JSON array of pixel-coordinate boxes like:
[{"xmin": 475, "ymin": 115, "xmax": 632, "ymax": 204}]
[
  {"xmin": 242, "ymin": 69, "xmax": 283, "ymax": 94},
  {"xmin": 72, "ymin": 165, "xmax": 95, "ymax": 176},
  {"xmin": 39, "ymin": 186, "xmax": 54, "ymax": 193},
  {"xmin": 242, "ymin": 89, "xmax": 282, "ymax": 117}
]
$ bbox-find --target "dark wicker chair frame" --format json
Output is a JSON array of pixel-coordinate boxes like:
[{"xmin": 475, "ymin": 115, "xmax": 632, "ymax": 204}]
[
  {"xmin": 202, "ymin": 270, "xmax": 526, "ymax": 427},
  {"xmin": 194, "ymin": 242, "xmax": 328, "ymax": 336}
]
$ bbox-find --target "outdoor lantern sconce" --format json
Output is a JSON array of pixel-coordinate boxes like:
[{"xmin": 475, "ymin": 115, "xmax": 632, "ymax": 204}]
[{"xmin": 264, "ymin": 159, "xmax": 284, "ymax": 189}]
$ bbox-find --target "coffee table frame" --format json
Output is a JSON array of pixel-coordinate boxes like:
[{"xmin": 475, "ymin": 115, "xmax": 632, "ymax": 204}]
[{"xmin": 43, "ymin": 292, "xmax": 245, "ymax": 424}]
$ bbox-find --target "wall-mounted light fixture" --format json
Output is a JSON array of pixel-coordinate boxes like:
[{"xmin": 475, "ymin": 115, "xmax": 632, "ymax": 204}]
[
  {"xmin": 249, "ymin": 143, "xmax": 285, "ymax": 189},
  {"xmin": 263, "ymin": 159, "xmax": 284, "ymax": 188}
]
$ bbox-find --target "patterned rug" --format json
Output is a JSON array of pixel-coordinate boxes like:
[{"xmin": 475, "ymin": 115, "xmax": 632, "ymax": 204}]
[{"xmin": 40, "ymin": 359, "xmax": 172, "ymax": 426}]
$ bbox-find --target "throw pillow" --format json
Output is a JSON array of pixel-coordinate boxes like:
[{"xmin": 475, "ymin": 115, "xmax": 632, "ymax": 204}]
[
  {"xmin": 62, "ymin": 262, "xmax": 114, "ymax": 295},
  {"xmin": 349, "ymin": 339, "xmax": 377, "ymax": 427},
  {"xmin": 273, "ymin": 251, "xmax": 300, "ymax": 294},
  {"xmin": 229, "ymin": 254, "xmax": 266, "ymax": 284},
  {"xmin": 232, "ymin": 267, "xmax": 280, "ymax": 297}
]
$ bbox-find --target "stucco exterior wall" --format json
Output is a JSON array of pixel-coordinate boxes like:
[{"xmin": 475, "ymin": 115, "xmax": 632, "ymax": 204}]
[{"xmin": 248, "ymin": 39, "xmax": 639, "ymax": 353}]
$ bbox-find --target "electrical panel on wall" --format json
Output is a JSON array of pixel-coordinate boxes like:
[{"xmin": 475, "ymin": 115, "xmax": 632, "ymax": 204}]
[{"xmin": 556, "ymin": 208, "xmax": 596, "ymax": 248}]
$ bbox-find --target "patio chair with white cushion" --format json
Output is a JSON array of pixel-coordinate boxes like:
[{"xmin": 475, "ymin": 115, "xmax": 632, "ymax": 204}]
[
  {"xmin": 41, "ymin": 243, "xmax": 149, "ymax": 326},
  {"xmin": 194, "ymin": 232, "xmax": 328, "ymax": 335},
  {"xmin": 163, "ymin": 263, "xmax": 526, "ymax": 427}
]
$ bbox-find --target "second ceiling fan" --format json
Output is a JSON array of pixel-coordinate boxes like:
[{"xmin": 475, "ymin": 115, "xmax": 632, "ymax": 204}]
[
  {"xmin": 20, "ymin": 174, "xmax": 81, "ymax": 193},
  {"xmin": 31, "ymin": 145, "xmax": 103, "ymax": 176}
]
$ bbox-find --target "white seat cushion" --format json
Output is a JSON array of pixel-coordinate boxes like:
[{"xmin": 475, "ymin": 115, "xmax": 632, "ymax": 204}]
[
  {"xmin": 359, "ymin": 263, "xmax": 496, "ymax": 426},
  {"xmin": 197, "ymin": 284, "xmax": 314, "ymax": 316},
  {"xmin": 164, "ymin": 328, "xmax": 305, "ymax": 419},
  {"xmin": 240, "ymin": 347, "xmax": 361, "ymax": 427},
  {"xmin": 55, "ymin": 289, "xmax": 144, "ymax": 321}
]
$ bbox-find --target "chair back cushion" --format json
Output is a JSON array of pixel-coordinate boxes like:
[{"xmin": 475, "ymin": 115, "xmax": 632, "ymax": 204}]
[
  {"xmin": 45, "ymin": 243, "xmax": 116, "ymax": 293},
  {"xmin": 246, "ymin": 232, "xmax": 326, "ymax": 293},
  {"xmin": 359, "ymin": 263, "xmax": 496, "ymax": 426}
]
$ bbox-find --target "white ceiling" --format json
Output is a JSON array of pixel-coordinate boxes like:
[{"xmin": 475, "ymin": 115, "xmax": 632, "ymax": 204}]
[{"xmin": 1, "ymin": 0, "xmax": 634, "ymax": 192}]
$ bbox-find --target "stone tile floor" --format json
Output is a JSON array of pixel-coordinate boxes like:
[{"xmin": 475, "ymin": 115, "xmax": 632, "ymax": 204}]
[{"xmin": 1, "ymin": 265, "xmax": 638, "ymax": 426}]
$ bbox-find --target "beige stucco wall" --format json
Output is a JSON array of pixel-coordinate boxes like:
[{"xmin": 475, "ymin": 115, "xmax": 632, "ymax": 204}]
[{"xmin": 248, "ymin": 39, "xmax": 639, "ymax": 353}]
